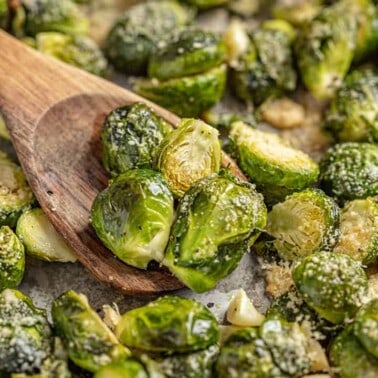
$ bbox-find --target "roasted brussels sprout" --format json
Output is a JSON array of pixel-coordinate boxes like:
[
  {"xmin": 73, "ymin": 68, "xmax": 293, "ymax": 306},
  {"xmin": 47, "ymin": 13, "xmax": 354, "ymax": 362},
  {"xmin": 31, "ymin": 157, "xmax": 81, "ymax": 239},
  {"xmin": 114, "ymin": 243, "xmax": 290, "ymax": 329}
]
[
  {"xmin": 232, "ymin": 22, "xmax": 297, "ymax": 105},
  {"xmin": 148, "ymin": 29, "xmax": 225, "ymax": 80},
  {"xmin": 319, "ymin": 142, "xmax": 378, "ymax": 204},
  {"xmin": 353, "ymin": 299, "xmax": 378, "ymax": 358},
  {"xmin": 156, "ymin": 118, "xmax": 221, "ymax": 197},
  {"xmin": 31, "ymin": 32, "xmax": 107, "ymax": 76},
  {"xmin": 106, "ymin": 0, "xmax": 194, "ymax": 75},
  {"xmin": 155, "ymin": 344, "xmax": 219, "ymax": 378},
  {"xmin": 101, "ymin": 102, "xmax": 171, "ymax": 176},
  {"xmin": 0, "ymin": 289, "xmax": 52, "ymax": 374},
  {"xmin": 180, "ymin": 0, "xmax": 228, "ymax": 9},
  {"xmin": 272, "ymin": 0, "xmax": 323, "ymax": 26},
  {"xmin": 0, "ymin": 152, "xmax": 35, "ymax": 228},
  {"xmin": 115, "ymin": 296, "xmax": 219, "ymax": 353},
  {"xmin": 0, "ymin": 226, "xmax": 25, "ymax": 290},
  {"xmin": 164, "ymin": 172, "xmax": 267, "ymax": 293},
  {"xmin": 11, "ymin": 0, "xmax": 89, "ymax": 37},
  {"xmin": 334, "ymin": 198, "xmax": 378, "ymax": 265},
  {"xmin": 16, "ymin": 208, "xmax": 77, "ymax": 263},
  {"xmin": 295, "ymin": 1, "xmax": 357, "ymax": 99},
  {"xmin": 91, "ymin": 169, "xmax": 174, "ymax": 269},
  {"xmin": 292, "ymin": 251, "xmax": 368, "ymax": 324},
  {"xmin": 52, "ymin": 290, "xmax": 130, "ymax": 373},
  {"xmin": 330, "ymin": 326, "xmax": 378, "ymax": 378},
  {"xmin": 134, "ymin": 64, "xmax": 227, "ymax": 118},
  {"xmin": 266, "ymin": 189, "xmax": 340, "ymax": 261},
  {"xmin": 324, "ymin": 68, "xmax": 378, "ymax": 143},
  {"xmin": 230, "ymin": 121, "xmax": 319, "ymax": 204}
]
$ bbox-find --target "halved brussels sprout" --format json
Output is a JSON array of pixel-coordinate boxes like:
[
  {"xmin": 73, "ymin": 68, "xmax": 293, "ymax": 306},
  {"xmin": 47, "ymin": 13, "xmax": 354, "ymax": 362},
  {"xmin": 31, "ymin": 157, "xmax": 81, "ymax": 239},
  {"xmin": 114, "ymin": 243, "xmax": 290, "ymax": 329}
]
[
  {"xmin": 180, "ymin": 0, "xmax": 228, "ymax": 9},
  {"xmin": 353, "ymin": 299, "xmax": 378, "ymax": 358},
  {"xmin": 91, "ymin": 169, "xmax": 174, "ymax": 269},
  {"xmin": 0, "ymin": 289, "xmax": 52, "ymax": 374},
  {"xmin": 319, "ymin": 142, "xmax": 378, "ymax": 204},
  {"xmin": 32, "ymin": 32, "xmax": 108, "ymax": 76},
  {"xmin": 266, "ymin": 189, "xmax": 340, "ymax": 261},
  {"xmin": 16, "ymin": 208, "xmax": 77, "ymax": 263},
  {"xmin": 101, "ymin": 103, "xmax": 171, "ymax": 176},
  {"xmin": 272, "ymin": 0, "xmax": 323, "ymax": 26},
  {"xmin": 156, "ymin": 118, "xmax": 221, "ymax": 197},
  {"xmin": 12, "ymin": 0, "xmax": 89, "ymax": 37},
  {"xmin": 0, "ymin": 152, "xmax": 35, "ymax": 228},
  {"xmin": 115, "ymin": 296, "xmax": 219, "ymax": 353},
  {"xmin": 148, "ymin": 29, "xmax": 225, "ymax": 80},
  {"xmin": 164, "ymin": 172, "xmax": 267, "ymax": 293},
  {"xmin": 0, "ymin": 226, "xmax": 25, "ymax": 290},
  {"xmin": 292, "ymin": 251, "xmax": 368, "ymax": 324},
  {"xmin": 232, "ymin": 23, "xmax": 297, "ymax": 105},
  {"xmin": 134, "ymin": 64, "xmax": 227, "ymax": 118},
  {"xmin": 330, "ymin": 326, "xmax": 378, "ymax": 378},
  {"xmin": 52, "ymin": 290, "xmax": 130, "ymax": 373},
  {"xmin": 295, "ymin": 1, "xmax": 357, "ymax": 99},
  {"xmin": 230, "ymin": 121, "xmax": 319, "ymax": 204},
  {"xmin": 155, "ymin": 344, "xmax": 219, "ymax": 378},
  {"xmin": 105, "ymin": 0, "xmax": 194, "ymax": 75},
  {"xmin": 324, "ymin": 68, "xmax": 378, "ymax": 143},
  {"xmin": 334, "ymin": 198, "xmax": 378, "ymax": 265}
]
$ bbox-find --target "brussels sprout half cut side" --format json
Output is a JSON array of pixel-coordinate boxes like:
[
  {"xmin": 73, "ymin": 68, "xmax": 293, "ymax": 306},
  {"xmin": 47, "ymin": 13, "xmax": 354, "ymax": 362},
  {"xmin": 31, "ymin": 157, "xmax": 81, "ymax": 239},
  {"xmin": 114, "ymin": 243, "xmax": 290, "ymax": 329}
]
[
  {"xmin": 91, "ymin": 169, "xmax": 174, "ymax": 269},
  {"xmin": 156, "ymin": 118, "xmax": 221, "ymax": 197},
  {"xmin": 292, "ymin": 251, "xmax": 368, "ymax": 324},
  {"xmin": 0, "ymin": 152, "xmax": 35, "ymax": 228},
  {"xmin": 101, "ymin": 102, "xmax": 171, "ymax": 176},
  {"xmin": 115, "ymin": 296, "xmax": 219, "ymax": 353},
  {"xmin": 266, "ymin": 189, "xmax": 340, "ymax": 262},
  {"xmin": 163, "ymin": 172, "xmax": 267, "ymax": 293},
  {"xmin": 0, "ymin": 226, "xmax": 25, "ymax": 291},
  {"xmin": 230, "ymin": 121, "xmax": 319, "ymax": 204},
  {"xmin": 52, "ymin": 290, "xmax": 130, "ymax": 373}
]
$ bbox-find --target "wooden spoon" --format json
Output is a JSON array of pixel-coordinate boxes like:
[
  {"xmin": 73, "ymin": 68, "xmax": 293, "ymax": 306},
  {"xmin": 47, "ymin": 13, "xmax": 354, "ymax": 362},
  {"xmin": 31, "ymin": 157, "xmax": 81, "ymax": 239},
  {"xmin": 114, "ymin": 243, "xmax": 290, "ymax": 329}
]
[{"xmin": 0, "ymin": 31, "xmax": 246, "ymax": 294}]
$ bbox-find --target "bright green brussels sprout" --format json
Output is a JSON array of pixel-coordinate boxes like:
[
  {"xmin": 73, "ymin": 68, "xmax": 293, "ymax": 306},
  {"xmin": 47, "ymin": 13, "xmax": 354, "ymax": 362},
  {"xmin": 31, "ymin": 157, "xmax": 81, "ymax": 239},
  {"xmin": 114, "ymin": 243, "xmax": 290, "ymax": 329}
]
[
  {"xmin": 31, "ymin": 32, "xmax": 107, "ymax": 76},
  {"xmin": 101, "ymin": 102, "xmax": 171, "ymax": 177},
  {"xmin": 180, "ymin": 0, "xmax": 228, "ymax": 9},
  {"xmin": 52, "ymin": 290, "xmax": 130, "ymax": 373},
  {"xmin": 91, "ymin": 169, "xmax": 174, "ymax": 269},
  {"xmin": 0, "ymin": 226, "xmax": 25, "ymax": 290},
  {"xmin": 215, "ymin": 327, "xmax": 282, "ymax": 378},
  {"xmin": 156, "ymin": 118, "xmax": 221, "ymax": 197},
  {"xmin": 324, "ymin": 68, "xmax": 378, "ymax": 143},
  {"xmin": 334, "ymin": 198, "xmax": 378, "ymax": 265},
  {"xmin": 164, "ymin": 172, "xmax": 267, "ymax": 293},
  {"xmin": 16, "ymin": 208, "xmax": 77, "ymax": 263},
  {"xmin": 134, "ymin": 64, "xmax": 227, "ymax": 118},
  {"xmin": 13, "ymin": 0, "xmax": 89, "ymax": 37},
  {"xmin": 105, "ymin": 0, "xmax": 194, "ymax": 75},
  {"xmin": 330, "ymin": 326, "xmax": 378, "ymax": 378},
  {"xmin": 353, "ymin": 299, "xmax": 378, "ymax": 358},
  {"xmin": 148, "ymin": 29, "xmax": 225, "ymax": 80},
  {"xmin": 266, "ymin": 189, "xmax": 340, "ymax": 261},
  {"xmin": 272, "ymin": 0, "xmax": 323, "ymax": 26},
  {"xmin": 232, "ymin": 22, "xmax": 297, "ymax": 105},
  {"xmin": 0, "ymin": 289, "xmax": 52, "ymax": 374},
  {"xmin": 295, "ymin": 1, "xmax": 357, "ymax": 99},
  {"xmin": 115, "ymin": 296, "xmax": 219, "ymax": 353},
  {"xmin": 0, "ymin": 152, "xmax": 35, "ymax": 228},
  {"xmin": 230, "ymin": 121, "xmax": 319, "ymax": 204},
  {"xmin": 292, "ymin": 251, "xmax": 368, "ymax": 324},
  {"xmin": 319, "ymin": 142, "xmax": 378, "ymax": 204},
  {"xmin": 155, "ymin": 344, "xmax": 219, "ymax": 378},
  {"xmin": 260, "ymin": 319, "xmax": 312, "ymax": 376}
]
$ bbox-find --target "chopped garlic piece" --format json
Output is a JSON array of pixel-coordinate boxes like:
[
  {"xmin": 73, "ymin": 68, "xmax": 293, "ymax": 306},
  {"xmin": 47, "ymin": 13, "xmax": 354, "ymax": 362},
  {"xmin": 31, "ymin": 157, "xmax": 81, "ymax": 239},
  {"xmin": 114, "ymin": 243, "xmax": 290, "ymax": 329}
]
[
  {"xmin": 102, "ymin": 303, "xmax": 121, "ymax": 331},
  {"xmin": 226, "ymin": 288, "xmax": 265, "ymax": 327},
  {"xmin": 308, "ymin": 338, "xmax": 330, "ymax": 373},
  {"xmin": 223, "ymin": 19, "xmax": 249, "ymax": 67}
]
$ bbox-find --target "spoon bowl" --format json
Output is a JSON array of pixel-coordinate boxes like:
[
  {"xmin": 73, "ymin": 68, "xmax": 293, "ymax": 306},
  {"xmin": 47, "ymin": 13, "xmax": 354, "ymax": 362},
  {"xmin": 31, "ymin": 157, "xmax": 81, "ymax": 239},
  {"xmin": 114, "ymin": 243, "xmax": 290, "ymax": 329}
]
[{"xmin": 0, "ymin": 31, "xmax": 245, "ymax": 294}]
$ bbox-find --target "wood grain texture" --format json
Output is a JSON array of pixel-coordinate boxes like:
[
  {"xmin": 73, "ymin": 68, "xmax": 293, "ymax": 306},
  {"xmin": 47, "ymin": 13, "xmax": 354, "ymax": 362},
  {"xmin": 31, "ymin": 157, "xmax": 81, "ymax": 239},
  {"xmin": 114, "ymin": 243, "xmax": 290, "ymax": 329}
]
[{"xmin": 0, "ymin": 30, "xmax": 246, "ymax": 294}]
